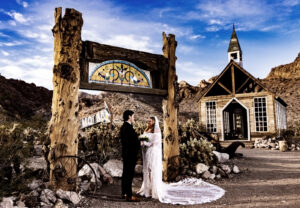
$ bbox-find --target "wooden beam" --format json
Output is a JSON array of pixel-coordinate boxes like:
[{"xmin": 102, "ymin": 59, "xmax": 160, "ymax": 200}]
[
  {"xmin": 231, "ymin": 65, "xmax": 235, "ymax": 96},
  {"xmin": 49, "ymin": 7, "xmax": 83, "ymax": 191},
  {"xmin": 236, "ymin": 77, "xmax": 250, "ymax": 93},
  {"xmin": 80, "ymin": 81, "xmax": 168, "ymax": 96},
  {"xmin": 162, "ymin": 32, "xmax": 179, "ymax": 181},
  {"xmin": 218, "ymin": 82, "xmax": 232, "ymax": 94}
]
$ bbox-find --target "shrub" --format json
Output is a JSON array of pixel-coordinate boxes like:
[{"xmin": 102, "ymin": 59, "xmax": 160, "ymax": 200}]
[
  {"xmin": 79, "ymin": 123, "xmax": 121, "ymax": 164},
  {"xmin": 179, "ymin": 119, "xmax": 216, "ymax": 174},
  {"xmin": 0, "ymin": 123, "xmax": 35, "ymax": 198}
]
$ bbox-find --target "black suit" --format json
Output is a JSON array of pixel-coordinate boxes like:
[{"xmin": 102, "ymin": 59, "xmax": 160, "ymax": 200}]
[{"xmin": 120, "ymin": 122, "xmax": 140, "ymax": 197}]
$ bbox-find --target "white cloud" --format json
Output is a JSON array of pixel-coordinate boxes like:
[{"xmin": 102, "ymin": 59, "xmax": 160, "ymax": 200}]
[
  {"xmin": 23, "ymin": 1, "xmax": 29, "ymax": 8},
  {"xmin": 158, "ymin": 8, "xmax": 174, "ymax": 17},
  {"xmin": 0, "ymin": 32, "xmax": 9, "ymax": 38},
  {"xmin": 16, "ymin": 0, "xmax": 29, "ymax": 8},
  {"xmin": 1, "ymin": 50, "xmax": 9, "ymax": 56},
  {"xmin": 0, "ymin": 55, "xmax": 53, "ymax": 89},
  {"xmin": 0, "ymin": 41, "xmax": 25, "ymax": 46},
  {"xmin": 104, "ymin": 35, "xmax": 153, "ymax": 52},
  {"xmin": 189, "ymin": 34, "xmax": 205, "ymax": 40},
  {"xmin": 177, "ymin": 61, "xmax": 215, "ymax": 85},
  {"xmin": 206, "ymin": 25, "xmax": 223, "ymax": 32},
  {"xmin": 209, "ymin": 19, "xmax": 224, "ymax": 25},
  {"xmin": 8, "ymin": 20, "xmax": 17, "ymax": 26},
  {"xmin": 282, "ymin": 0, "xmax": 300, "ymax": 6},
  {"xmin": 20, "ymin": 30, "xmax": 52, "ymax": 43},
  {"xmin": 7, "ymin": 11, "xmax": 31, "ymax": 24},
  {"xmin": 196, "ymin": 0, "xmax": 266, "ymax": 18}
]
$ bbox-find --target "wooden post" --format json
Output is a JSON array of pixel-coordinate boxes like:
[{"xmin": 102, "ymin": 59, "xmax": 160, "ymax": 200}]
[
  {"xmin": 162, "ymin": 32, "xmax": 179, "ymax": 181},
  {"xmin": 48, "ymin": 7, "xmax": 83, "ymax": 190}
]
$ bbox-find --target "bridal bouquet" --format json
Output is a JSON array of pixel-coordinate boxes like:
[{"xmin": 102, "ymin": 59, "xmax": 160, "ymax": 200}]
[{"xmin": 138, "ymin": 134, "xmax": 149, "ymax": 142}]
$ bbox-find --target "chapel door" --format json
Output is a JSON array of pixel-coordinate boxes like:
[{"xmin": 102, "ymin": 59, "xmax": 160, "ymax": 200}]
[{"xmin": 233, "ymin": 109, "xmax": 244, "ymax": 139}]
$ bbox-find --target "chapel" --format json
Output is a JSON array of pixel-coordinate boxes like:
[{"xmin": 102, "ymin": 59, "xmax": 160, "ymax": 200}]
[{"xmin": 198, "ymin": 25, "xmax": 287, "ymax": 141}]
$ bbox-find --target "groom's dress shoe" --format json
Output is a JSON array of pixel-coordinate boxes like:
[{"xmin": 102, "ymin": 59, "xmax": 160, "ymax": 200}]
[{"xmin": 126, "ymin": 196, "xmax": 140, "ymax": 202}]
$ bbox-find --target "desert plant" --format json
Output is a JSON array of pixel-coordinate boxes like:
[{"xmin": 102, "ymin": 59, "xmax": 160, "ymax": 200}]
[
  {"xmin": 180, "ymin": 137, "xmax": 216, "ymax": 169},
  {"xmin": 79, "ymin": 123, "xmax": 121, "ymax": 164},
  {"xmin": 0, "ymin": 123, "xmax": 35, "ymax": 198},
  {"xmin": 178, "ymin": 119, "xmax": 216, "ymax": 175}
]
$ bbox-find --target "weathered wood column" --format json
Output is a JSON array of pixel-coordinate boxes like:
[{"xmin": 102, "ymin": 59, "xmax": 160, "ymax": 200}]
[
  {"xmin": 48, "ymin": 7, "xmax": 83, "ymax": 190},
  {"xmin": 162, "ymin": 32, "xmax": 180, "ymax": 181}
]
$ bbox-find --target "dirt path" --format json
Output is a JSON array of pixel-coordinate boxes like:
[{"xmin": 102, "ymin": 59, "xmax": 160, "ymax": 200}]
[{"xmin": 83, "ymin": 148, "xmax": 300, "ymax": 208}]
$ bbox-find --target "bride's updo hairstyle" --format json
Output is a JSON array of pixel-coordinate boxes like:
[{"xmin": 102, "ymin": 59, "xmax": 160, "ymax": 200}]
[{"xmin": 146, "ymin": 117, "xmax": 155, "ymax": 133}]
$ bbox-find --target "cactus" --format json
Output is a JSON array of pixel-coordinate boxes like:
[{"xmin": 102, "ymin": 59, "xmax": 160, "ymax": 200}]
[{"xmin": 179, "ymin": 119, "xmax": 216, "ymax": 174}]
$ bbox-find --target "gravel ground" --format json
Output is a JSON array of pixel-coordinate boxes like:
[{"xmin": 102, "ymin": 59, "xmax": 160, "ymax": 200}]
[{"xmin": 83, "ymin": 148, "xmax": 300, "ymax": 208}]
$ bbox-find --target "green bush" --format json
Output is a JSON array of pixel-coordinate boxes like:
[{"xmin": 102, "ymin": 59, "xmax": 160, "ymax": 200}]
[
  {"xmin": 0, "ymin": 123, "xmax": 35, "ymax": 198},
  {"xmin": 79, "ymin": 123, "xmax": 121, "ymax": 164},
  {"xmin": 179, "ymin": 119, "xmax": 216, "ymax": 174}
]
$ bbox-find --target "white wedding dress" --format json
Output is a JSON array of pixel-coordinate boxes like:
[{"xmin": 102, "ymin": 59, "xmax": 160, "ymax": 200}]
[{"xmin": 138, "ymin": 117, "xmax": 225, "ymax": 205}]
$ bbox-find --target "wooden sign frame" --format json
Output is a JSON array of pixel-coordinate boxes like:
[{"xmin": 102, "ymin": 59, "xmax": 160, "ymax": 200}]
[{"xmin": 79, "ymin": 41, "xmax": 169, "ymax": 96}]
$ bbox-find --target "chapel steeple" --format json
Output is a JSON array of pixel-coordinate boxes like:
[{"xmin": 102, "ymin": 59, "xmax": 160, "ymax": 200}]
[{"xmin": 228, "ymin": 24, "xmax": 243, "ymax": 66}]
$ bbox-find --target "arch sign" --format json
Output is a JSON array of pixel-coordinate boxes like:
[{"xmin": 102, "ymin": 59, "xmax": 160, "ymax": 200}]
[
  {"xmin": 79, "ymin": 41, "xmax": 168, "ymax": 96},
  {"xmin": 89, "ymin": 60, "xmax": 152, "ymax": 88}
]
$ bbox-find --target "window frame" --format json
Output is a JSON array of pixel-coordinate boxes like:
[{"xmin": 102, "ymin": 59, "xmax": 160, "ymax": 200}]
[
  {"xmin": 254, "ymin": 97, "xmax": 268, "ymax": 132},
  {"xmin": 206, "ymin": 101, "xmax": 217, "ymax": 133}
]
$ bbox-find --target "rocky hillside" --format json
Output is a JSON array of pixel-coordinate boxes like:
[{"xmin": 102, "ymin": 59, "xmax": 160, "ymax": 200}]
[
  {"xmin": 266, "ymin": 53, "xmax": 300, "ymax": 79},
  {"xmin": 79, "ymin": 91, "xmax": 164, "ymax": 123},
  {"xmin": 262, "ymin": 53, "xmax": 300, "ymax": 127},
  {"xmin": 0, "ymin": 75, "xmax": 52, "ymax": 123}
]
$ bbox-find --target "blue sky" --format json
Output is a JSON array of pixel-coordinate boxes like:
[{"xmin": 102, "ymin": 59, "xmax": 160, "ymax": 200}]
[{"xmin": 0, "ymin": 0, "xmax": 300, "ymax": 90}]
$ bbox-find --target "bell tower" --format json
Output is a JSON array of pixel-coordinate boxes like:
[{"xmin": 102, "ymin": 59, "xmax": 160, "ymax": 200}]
[{"xmin": 228, "ymin": 24, "xmax": 243, "ymax": 66}]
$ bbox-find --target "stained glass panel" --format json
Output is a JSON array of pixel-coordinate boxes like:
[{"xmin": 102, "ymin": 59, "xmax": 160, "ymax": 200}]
[{"xmin": 89, "ymin": 60, "xmax": 152, "ymax": 88}]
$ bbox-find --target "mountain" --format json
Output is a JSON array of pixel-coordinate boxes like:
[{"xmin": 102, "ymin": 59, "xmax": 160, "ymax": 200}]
[
  {"xmin": 266, "ymin": 53, "xmax": 300, "ymax": 79},
  {"xmin": 262, "ymin": 53, "xmax": 300, "ymax": 128},
  {"xmin": 0, "ymin": 75, "xmax": 52, "ymax": 123}
]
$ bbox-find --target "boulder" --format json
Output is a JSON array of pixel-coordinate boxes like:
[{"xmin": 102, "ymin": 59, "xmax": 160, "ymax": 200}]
[
  {"xmin": 0, "ymin": 197, "xmax": 14, "ymax": 208},
  {"xmin": 175, "ymin": 175, "xmax": 184, "ymax": 182},
  {"xmin": 103, "ymin": 159, "xmax": 123, "ymax": 177},
  {"xmin": 56, "ymin": 189, "xmax": 81, "ymax": 205},
  {"xmin": 34, "ymin": 145, "xmax": 43, "ymax": 156},
  {"xmin": 195, "ymin": 163, "xmax": 209, "ymax": 174},
  {"xmin": 218, "ymin": 168, "xmax": 228, "ymax": 178},
  {"xmin": 209, "ymin": 173, "xmax": 216, "ymax": 180},
  {"xmin": 103, "ymin": 173, "xmax": 114, "ymax": 184},
  {"xmin": 28, "ymin": 179, "xmax": 43, "ymax": 190},
  {"xmin": 135, "ymin": 164, "xmax": 143, "ymax": 175},
  {"xmin": 202, "ymin": 171, "xmax": 211, "ymax": 179},
  {"xmin": 25, "ymin": 157, "xmax": 47, "ymax": 172},
  {"xmin": 23, "ymin": 193, "xmax": 39, "ymax": 208},
  {"xmin": 40, "ymin": 202, "xmax": 53, "ymax": 208},
  {"xmin": 53, "ymin": 199, "xmax": 68, "ymax": 208},
  {"xmin": 15, "ymin": 201, "xmax": 26, "ymax": 208},
  {"xmin": 210, "ymin": 165, "xmax": 218, "ymax": 174},
  {"xmin": 233, "ymin": 165, "xmax": 240, "ymax": 174},
  {"xmin": 79, "ymin": 180, "xmax": 90, "ymax": 192},
  {"xmin": 78, "ymin": 163, "xmax": 102, "ymax": 182},
  {"xmin": 40, "ymin": 189, "xmax": 56, "ymax": 204},
  {"xmin": 220, "ymin": 164, "xmax": 231, "ymax": 174},
  {"xmin": 213, "ymin": 151, "xmax": 229, "ymax": 163}
]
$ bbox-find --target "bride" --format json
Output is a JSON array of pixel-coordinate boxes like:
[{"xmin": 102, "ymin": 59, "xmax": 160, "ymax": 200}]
[{"xmin": 137, "ymin": 116, "xmax": 225, "ymax": 205}]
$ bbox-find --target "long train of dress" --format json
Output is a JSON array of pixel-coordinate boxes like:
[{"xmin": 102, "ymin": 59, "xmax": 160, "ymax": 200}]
[{"xmin": 138, "ymin": 117, "xmax": 225, "ymax": 205}]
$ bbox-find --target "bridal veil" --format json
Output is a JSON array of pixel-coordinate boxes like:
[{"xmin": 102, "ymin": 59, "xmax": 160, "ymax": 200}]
[{"xmin": 140, "ymin": 116, "xmax": 225, "ymax": 205}]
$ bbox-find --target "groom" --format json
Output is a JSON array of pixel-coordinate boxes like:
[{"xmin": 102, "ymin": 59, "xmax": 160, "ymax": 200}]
[{"xmin": 120, "ymin": 110, "xmax": 141, "ymax": 202}]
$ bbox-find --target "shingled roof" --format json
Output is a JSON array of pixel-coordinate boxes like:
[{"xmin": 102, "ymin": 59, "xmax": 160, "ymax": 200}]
[{"xmin": 227, "ymin": 24, "xmax": 242, "ymax": 53}]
